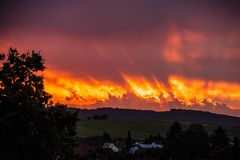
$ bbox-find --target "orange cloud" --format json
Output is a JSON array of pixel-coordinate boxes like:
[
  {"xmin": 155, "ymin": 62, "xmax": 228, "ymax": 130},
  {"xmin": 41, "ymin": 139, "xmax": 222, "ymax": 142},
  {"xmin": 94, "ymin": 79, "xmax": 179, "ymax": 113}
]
[
  {"xmin": 162, "ymin": 29, "xmax": 183, "ymax": 63},
  {"xmin": 44, "ymin": 69, "xmax": 240, "ymax": 115},
  {"xmin": 162, "ymin": 28, "xmax": 206, "ymax": 63},
  {"xmin": 122, "ymin": 74, "xmax": 170, "ymax": 103},
  {"xmin": 44, "ymin": 70, "xmax": 126, "ymax": 107},
  {"xmin": 169, "ymin": 76, "xmax": 240, "ymax": 107}
]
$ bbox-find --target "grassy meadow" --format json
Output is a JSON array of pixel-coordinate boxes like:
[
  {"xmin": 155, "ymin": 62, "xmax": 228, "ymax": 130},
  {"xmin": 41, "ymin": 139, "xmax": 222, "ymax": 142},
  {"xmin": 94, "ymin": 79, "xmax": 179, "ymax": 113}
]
[{"xmin": 76, "ymin": 120, "xmax": 240, "ymax": 140}]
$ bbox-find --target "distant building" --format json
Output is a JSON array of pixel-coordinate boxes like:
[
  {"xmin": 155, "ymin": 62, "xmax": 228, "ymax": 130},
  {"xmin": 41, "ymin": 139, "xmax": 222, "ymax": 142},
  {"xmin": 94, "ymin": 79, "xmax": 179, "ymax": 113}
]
[
  {"xmin": 102, "ymin": 142, "xmax": 120, "ymax": 152},
  {"xmin": 129, "ymin": 142, "xmax": 163, "ymax": 154}
]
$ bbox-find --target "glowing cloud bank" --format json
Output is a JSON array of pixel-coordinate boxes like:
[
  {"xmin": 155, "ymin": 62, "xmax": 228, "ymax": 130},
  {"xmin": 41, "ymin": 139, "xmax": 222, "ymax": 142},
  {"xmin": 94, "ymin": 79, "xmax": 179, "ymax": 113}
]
[{"xmin": 44, "ymin": 70, "xmax": 240, "ymax": 116}]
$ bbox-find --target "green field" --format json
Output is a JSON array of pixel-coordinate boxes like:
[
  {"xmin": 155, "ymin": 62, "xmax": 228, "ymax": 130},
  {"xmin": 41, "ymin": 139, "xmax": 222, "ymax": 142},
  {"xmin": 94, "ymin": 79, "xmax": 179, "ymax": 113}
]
[{"xmin": 76, "ymin": 120, "xmax": 240, "ymax": 140}]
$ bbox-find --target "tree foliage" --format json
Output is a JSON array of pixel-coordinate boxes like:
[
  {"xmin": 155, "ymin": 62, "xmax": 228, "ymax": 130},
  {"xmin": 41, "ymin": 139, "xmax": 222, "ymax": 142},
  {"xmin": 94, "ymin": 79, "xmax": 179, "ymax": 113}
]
[
  {"xmin": 0, "ymin": 49, "xmax": 51, "ymax": 109},
  {"xmin": 0, "ymin": 49, "xmax": 78, "ymax": 160},
  {"xmin": 183, "ymin": 123, "xmax": 210, "ymax": 158},
  {"xmin": 210, "ymin": 126, "xmax": 230, "ymax": 159},
  {"xmin": 166, "ymin": 121, "xmax": 182, "ymax": 143},
  {"xmin": 165, "ymin": 122, "xmax": 185, "ymax": 159},
  {"xmin": 126, "ymin": 130, "xmax": 132, "ymax": 149},
  {"xmin": 144, "ymin": 134, "xmax": 164, "ymax": 144},
  {"xmin": 102, "ymin": 132, "xmax": 111, "ymax": 143},
  {"xmin": 164, "ymin": 122, "xmax": 235, "ymax": 160}
]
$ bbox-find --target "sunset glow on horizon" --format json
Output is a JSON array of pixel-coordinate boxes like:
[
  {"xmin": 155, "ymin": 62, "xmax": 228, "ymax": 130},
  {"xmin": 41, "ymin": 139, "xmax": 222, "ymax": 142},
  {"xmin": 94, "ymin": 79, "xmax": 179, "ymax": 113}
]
[{"xmin": 43, "ymin": 69, "xmax": 240, "ymax": 116}]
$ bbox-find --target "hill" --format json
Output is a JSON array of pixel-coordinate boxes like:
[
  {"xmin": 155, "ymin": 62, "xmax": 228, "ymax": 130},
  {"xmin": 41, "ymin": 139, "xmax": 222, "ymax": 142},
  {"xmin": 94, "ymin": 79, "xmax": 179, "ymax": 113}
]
[{"xmin": 77, "ymin": 108, "xmax": 240, "ymax": 126}]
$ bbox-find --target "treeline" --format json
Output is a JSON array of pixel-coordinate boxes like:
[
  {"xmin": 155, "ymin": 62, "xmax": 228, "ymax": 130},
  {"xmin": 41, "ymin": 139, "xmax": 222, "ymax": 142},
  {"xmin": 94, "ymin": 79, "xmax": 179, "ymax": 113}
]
[
  {"xmin": 163, "ymin": 122, "xmax": 239, "ymax": 160},
  {"xmin": 87, "ymin": 114, "xmax": 108, "ymax": 120},
  {"xmin": 82, "ymin": 122, "xmax": 240, "ymax": 160}
]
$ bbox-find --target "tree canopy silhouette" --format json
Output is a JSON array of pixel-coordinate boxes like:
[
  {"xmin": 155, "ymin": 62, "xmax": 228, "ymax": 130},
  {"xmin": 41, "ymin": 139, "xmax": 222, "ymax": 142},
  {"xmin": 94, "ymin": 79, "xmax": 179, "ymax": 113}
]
[
  {"xmin": 210, "ymin": 126, "xmax": 230, "ymax": 159},
  {"xmin": 0, "ymin": 48, "xmax": 78, "ymax": 160},
  {"xmin": 166, "ymin": 121, "xmax": 182, "ymax": 143},
  {"xmin": 126, "ymin": 130, "xmax": 132, "ymax": 149},
  {"xmin": 165, "ymin": 121, "xmax": 185, "ymax": 159},
  {"xmin": 183, "ymin": 123, "xmax": 210, "ymax": 158},
  {"xmin": 0, "ymin": 49, "xmax": 51, "ymax": 109}
]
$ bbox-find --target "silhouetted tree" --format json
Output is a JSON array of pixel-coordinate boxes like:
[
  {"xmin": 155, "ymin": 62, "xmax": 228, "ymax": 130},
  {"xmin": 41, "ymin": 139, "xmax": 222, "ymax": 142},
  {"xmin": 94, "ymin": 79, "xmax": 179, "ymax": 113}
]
[
  {"xmin": 166, "ymin": 121, "xmax": 182, "ymax": 143},
  {"xmin": 145, "ymin": 134, "xmax": 154, "ymax": 144},
  {"xmin": 210, "ymin": 127, "xmax": 230, "ymax": 159},
  {"xmin": 102, "ymin": 132, "xmax": 111, "ymax": 142},
  {"xmin": 92, "ymin": 114, "xmax": 108, "ymax": 120},
  {"xmin": 165, "ymin": 121, "xmax": 185, "ymax": 159},
  {"xmin": 0, "ymin": 49, "xmax": 78, "ymax": 160},
  {"xmin": 126, "ymin": 130, "xmax": 132, "ymax": 149},
  {"xmin": 47, "ymin": 104, "xmax": 79, "ymax": 159},
  {"xmin": 144, "ymin": 134, "xmax": 164, "ymax": 144},
  {"xmin": 0, "ymin": 49, "xmax": 51, "ymax": 113},
  {"xmin": 183, "ymin": 123, "xmax": 210, "ymax": 159}
]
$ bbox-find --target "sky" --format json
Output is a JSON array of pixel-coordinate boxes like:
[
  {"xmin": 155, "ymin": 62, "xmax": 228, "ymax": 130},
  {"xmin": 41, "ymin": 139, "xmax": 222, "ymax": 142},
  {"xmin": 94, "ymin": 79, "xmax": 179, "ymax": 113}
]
[{"xmin": 1, "ymin": 0, "xmax": 240, "ymax": 116}]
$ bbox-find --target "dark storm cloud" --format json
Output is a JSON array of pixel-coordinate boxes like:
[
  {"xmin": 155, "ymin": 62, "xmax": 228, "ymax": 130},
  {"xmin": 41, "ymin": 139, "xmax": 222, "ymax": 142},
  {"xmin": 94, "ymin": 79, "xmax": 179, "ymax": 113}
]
[
  {"xmin": 1, "ymin": 0, "xmax": 240, "ymax": 83},
  {"xmin": 1, "ymin": 0, "xmax": 240, "ymax": 37}
]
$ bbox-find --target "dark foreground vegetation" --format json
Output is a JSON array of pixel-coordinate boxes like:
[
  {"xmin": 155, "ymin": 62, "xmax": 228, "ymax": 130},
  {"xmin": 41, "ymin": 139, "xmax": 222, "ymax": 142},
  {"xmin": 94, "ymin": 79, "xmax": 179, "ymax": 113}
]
[
  {"xmin": 0, "ymin": 49, "xmax": 239, "ymax": 160},
  {"xmin": 0, "ymin": 49, "xmax": 79, "ymax": 160},
  {"xmin": 75, "ymin": 122, "xmax": 240, "ymax": 160}
]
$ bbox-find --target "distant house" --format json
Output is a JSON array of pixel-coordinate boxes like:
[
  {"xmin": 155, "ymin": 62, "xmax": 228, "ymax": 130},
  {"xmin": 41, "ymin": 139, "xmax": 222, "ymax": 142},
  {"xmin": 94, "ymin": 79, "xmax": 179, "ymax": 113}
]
[
  {"xmin": 102, "ymin": 142, "xmax": 120, "ymax": 152},
  {"xmin": 129, "ymin": 142, "xmax": 163, "ymax": 154}
]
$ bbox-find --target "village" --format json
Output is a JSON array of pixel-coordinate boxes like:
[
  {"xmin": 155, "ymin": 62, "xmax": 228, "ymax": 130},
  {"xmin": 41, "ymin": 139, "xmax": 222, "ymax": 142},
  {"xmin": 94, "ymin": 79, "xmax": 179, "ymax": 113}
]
[
  {"xmin": 73, "ymin": 132, "xmax": 164, "ymax": 160},
  {"xmin": 72, "ymin": 118, "xmax": 239, "ymax": 160}
]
